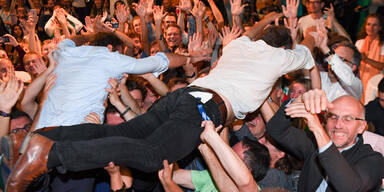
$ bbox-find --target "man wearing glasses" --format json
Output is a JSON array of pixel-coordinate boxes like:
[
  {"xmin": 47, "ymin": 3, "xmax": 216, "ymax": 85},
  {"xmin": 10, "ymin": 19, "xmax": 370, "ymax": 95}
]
[
  {"xmin": 265, "ymin": 89, "xmax": 383, "ymax": 191},
  {"xmin": 318, "ymin": 39, "xmax": 363, "ymax": 101}
]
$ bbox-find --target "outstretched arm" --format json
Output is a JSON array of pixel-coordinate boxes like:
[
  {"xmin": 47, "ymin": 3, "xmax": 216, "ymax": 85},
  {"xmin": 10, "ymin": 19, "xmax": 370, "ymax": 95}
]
[
  {"xmin": 200, "ymin": 121, "xmax": 259, "ymax": 192},
  {"xmin": 245, "ymin": 12, "xmax": 283, "ymax": 40}
]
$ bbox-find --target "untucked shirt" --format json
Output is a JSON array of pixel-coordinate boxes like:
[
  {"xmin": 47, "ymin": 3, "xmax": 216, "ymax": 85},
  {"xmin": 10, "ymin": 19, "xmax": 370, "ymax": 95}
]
[
  {"xmin": 191, "ymin": 36, "xmax": 314, "ymax": 119},
  {"xmin": 36, "ymin": 39, "xmax": 169, "ymax": 129}
]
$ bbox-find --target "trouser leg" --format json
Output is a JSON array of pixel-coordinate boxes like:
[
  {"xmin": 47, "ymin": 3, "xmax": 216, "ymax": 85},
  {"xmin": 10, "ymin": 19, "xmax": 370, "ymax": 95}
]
[{"xmin": 53, "ymin": 88, "xmax": 223, "ymax": 173}]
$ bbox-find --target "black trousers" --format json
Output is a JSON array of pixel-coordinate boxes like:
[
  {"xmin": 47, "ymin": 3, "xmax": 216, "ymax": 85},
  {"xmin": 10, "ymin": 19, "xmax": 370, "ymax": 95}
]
[{"xmin": 39, "ymin": 87, "xmax": 224, "ymax": 173}]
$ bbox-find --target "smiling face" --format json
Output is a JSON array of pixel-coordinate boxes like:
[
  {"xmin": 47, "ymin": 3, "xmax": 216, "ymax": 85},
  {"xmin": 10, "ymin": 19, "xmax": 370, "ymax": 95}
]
[
  {"xmin": 365, "ymin": 16, "xmax": 381, "ymax": 37},
  {"xmin": 325, "ymin": 96, "xmax": 366, "ymax": 150},
  {"xmin": 165, "ymin": 26, "xmax": 181, "ymax": 49}
]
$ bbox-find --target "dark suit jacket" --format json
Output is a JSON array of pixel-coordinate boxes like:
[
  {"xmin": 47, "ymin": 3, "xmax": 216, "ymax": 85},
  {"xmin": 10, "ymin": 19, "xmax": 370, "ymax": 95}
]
[{"xmin": 266, "ymin": 106, "xmax": 384, "ymax": 192}]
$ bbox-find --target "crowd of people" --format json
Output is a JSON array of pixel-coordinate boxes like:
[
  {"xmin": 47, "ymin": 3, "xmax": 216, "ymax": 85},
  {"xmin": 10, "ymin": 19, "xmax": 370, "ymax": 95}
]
[{"xmin": 0, "ymin": 0, "xmax": 383, "ymax": 191}]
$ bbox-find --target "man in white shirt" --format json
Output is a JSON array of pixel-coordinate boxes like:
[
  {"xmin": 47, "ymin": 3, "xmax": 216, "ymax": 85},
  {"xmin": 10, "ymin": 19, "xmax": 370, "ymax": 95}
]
[
  {"xmin": 6, "ymin": 12, "xmax": 317, "ymax": 191},
  {"xmin": 318, "ymin": 39, "xmax": 363, "ymax": 101},
  {"xmin": 298, "ymin": 0, "xmax": 326, "ymax": 38}
]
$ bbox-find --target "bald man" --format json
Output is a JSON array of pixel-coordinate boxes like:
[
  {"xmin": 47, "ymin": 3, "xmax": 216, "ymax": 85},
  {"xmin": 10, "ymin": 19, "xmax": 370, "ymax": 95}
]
[
  {"xmin": 266, "ymin": 91, "xmax": 384, "ymax": 192},
  {"xmin": 0, "ymin": 58, "xmax": 15, "ymax": 82}
]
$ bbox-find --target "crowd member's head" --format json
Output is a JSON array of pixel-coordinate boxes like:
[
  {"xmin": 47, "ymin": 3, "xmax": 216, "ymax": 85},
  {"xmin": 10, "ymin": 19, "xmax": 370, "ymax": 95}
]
[
  {"xmin": 163, "ymin": 12, "xmax": 177, "ymax": 29},
  {"xmin": 359, "ymin": 13, "xmax": 384, "ymax": 44},
  {"xmin": 289, "ymin": 78, "xmax": 311, "ymax": 99},
  {"xmin": 325, "ymin": 95, "xmax": 366, "ymax": 149},
  {"xmin": 16, "ymin": 6, "xmax": 27, "ymax": 21},
  {"xmin": 167, "ymin": 77, "xmax": 188, "ymax": 92},
  {"xmin": 232, "ymin": 137, "xmax": 270, "ymax": 182},
  {"xmin": 258, "ymin": 26, "xmax": 293, "ymax": 49},
  {"xmin": 104, "ymin": 102, "xmax": 125, "ymax": 125},
  {"xmin": 331, "ymin": 43, "xmax": 362, "ymax": 76},
  {"xmin": 125, "ymin": 78, "xmax": 147, "ymax": 109},
  {"xmin": 378, "ymin": 78, "xmax": 384, "ymax": 108},
  {"xmin": 303, "ymin": 0, "xmax": 324, "ymax": 15},
  {"xmin": 11, "ymin": 24, "xmax": 24, "ymax": 42},
  {"xmin": 132, "ymin": 16, "xmax": 141, "ymax": 34},
  {"xmin": 0, "ymin": 0, "xmax": 10, "ymax": 9},
  {"xmin": 43, "ymin": 0, "xmax": 55, "ymax": 10},
  {"xmin": 89, "ymin": 32, "xmax": 124, "ymax": 53},
  {"xmin": 164, "ymin": 24, "xmax": 182, "ymax": 51},
  {"xmin": 244, "ymin": 111, "xmax": 267, "ymax": 140},
  {"xmin": 10, "ymin": 111, "xmax": 32, "ymax": 133},
  {"xmin": 128, "ymin": 32, "xmax": 142, "ymax": 56},
  {"xmin": 23, "ymin": 52, "xmax": 47, "ymax": 77},
  {"xmin": 150, "ymin": 41, "xmax": 159, "ymax": 56},
  {"xmin": 0, "ymin": 58, "xmax": 14, "ymax": 82}
]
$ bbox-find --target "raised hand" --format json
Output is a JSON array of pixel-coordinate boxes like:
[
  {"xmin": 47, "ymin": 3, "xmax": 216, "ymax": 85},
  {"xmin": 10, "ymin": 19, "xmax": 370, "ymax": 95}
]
[
  {"xmin": 133, "ymin": 0, "xmax": 147, "ymax": 18},
  {"xmin": 25, "ymin": 9, "xmax": 38, "ymax": 30},
  {"xmin": 153, "ymin": 6, "xmax": 166, "ymax": 23},
  {"xmin": 115, "ymin": 4, "xmax": 130, "ymax": 23},
  {"xmin": 84, "ymin": 112, "xmax": 101, "ymax": 124},
  {"xmin": 188, "ymin": 32, "xmax": 203, "ymax": 53},
  {"xmin": 190, "ymin": 0, "xmax": 205, "ymax": 19},
  {"xmin": 178, "ymin": 0, "xmax": 192, "ymax": 13},
  {"xmin": 0, "ymin": 77, "xmax": 23, "ymax": 113},
  {"xmin": 282, "ymin": 0, "xmax": 299, "ymax": 19},
  {"xmin": 219, "ymin": 25, "xmax": 242, "ymax": 47},
  {"xmin": 324, "ymin": 3, "xmax": 335, "ymax": 28},
  {"xmin": 147, "ymin": 0, "xmax": 154, "ymax": 15},
  {"xmin": 158, "ymin": 160, "xmax": 175, "ymax": 185},
  {"xmin": 3, "ymin": 34, "xmax": 19, "ymax": 47},
  {"xmin": 106, "ymin": 78, "xmax": 122, "ymax": 107},
  {"xmin": 230, "ymin": 0, "xmax": 247, "ymax": 16},
  {"xmin": 284, "ymin": 102, "xmax": 323, "ymax": 133},
  {"xmin": 200, "ymin": 120, "xmax": 223, "ymax": 143},
  {"xmin": 56, "ymin": 9, "xmax": 67, "ymax": 25},
  {"xmin": 284, "ymin": 17, "xmax": 298, "ymax": 44},
  {"xmin": 104, "ymin": 162, "xmax": 120, "ymax": 176}
]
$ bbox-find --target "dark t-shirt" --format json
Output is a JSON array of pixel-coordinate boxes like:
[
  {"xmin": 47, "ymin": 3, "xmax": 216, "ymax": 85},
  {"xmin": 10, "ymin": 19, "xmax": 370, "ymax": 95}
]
[{"xmin": 365, "ymin": 98, "xmax": 384, "ymax": 136}]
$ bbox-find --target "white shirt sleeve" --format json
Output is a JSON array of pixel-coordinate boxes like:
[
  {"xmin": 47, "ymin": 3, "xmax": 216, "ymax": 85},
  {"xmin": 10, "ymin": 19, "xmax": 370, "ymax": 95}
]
[
  {"xmin": 114, "ymin": 52, "xmax": 169, "ymax": 77},
  {"xmin": 280, "ymin": 44, "xmax": 315, "ymax": 74},
  {"xmin": 329, "ymin": 54, "xmax": 363, "ymax": 99}
]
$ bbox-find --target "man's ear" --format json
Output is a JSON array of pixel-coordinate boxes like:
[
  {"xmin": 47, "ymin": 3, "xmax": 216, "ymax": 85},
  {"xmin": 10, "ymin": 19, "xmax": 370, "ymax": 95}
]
[
  {"xmin": 107, "ymin": 44, "xmax": 113, "ymax": 51},
  {"xmin": 358, "ymin": 120, "xmax": 367, "ymax": 134}
]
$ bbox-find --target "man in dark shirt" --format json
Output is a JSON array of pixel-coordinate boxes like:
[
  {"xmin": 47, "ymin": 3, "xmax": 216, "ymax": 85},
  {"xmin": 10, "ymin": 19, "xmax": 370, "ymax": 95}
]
[{"xmin": 365, "ymin": 77, "xmax": 384, "ymax": 136}]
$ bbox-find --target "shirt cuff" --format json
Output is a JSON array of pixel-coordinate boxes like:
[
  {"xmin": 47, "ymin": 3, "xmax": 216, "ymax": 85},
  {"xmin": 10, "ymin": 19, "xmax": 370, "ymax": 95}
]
[
  {"xmin": 151, "ymin": 52, "xmax": 169, "ymax": 78},
  {"xmin": 319, "ymin": 141, "xmax": 333, "ymax": 153}
]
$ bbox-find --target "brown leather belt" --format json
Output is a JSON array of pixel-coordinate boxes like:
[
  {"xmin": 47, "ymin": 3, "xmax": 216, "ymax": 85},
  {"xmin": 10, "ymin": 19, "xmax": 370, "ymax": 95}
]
[{"xmin": 190, "ymin": 86, "xmax": 227, "ymax": 124}]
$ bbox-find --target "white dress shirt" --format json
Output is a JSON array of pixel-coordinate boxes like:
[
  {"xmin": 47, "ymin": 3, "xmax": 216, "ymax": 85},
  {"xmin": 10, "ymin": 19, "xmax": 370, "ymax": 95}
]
[
  {"xmin": 321, "ymin": 54, "xmax": 363, "ymax": 102},
  {"xmin": 35, "ymin": 39, "xmax": 169, "ymax": 129},
  {"xmin": 191, "ymin": 36, "xmax": 315, "ymax": 119}
]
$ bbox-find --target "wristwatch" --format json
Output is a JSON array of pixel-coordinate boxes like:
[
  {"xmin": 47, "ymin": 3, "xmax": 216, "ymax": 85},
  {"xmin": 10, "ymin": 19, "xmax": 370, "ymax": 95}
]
[
  {"xmin": 324, "ymin": 48, "xmax": 335, "ymax": 58},
  {"xmin": 0, "ymin": 110, "xmax": 11, "ymax": 117}
]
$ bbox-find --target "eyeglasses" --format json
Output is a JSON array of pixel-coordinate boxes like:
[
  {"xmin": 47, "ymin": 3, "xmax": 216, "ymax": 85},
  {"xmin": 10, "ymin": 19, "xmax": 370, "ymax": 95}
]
[
  {"xmin": 325, "ymin": 111, "xmax": 365, "ymax": 124},
  {"xmin": 338, "ymin": 56, "xmax": 355, "ymax": 67}
]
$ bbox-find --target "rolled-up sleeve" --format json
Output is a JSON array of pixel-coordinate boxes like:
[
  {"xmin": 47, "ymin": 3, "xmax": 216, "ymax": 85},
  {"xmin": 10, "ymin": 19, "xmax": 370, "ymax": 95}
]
[{"xmin": 115, "ymin": 52, "xmax": 169, "ymax": 77}]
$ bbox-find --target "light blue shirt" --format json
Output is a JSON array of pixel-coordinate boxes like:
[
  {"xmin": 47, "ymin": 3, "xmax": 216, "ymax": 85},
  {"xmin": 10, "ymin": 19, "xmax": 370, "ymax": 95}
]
[{"xmin": 35, "ymin": 39, "xmax": 169, "ymax": 129}]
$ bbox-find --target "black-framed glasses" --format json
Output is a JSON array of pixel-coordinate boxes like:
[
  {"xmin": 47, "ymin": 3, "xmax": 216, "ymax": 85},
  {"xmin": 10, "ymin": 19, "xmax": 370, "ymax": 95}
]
[
  {"xmin": 10, "ymin": 123, "xmax": 31, "ymax": 134},
  {"xmin": 338, "ymin": 56, "xmax": 355, "ymax": 67},
  {"xmin": 325, "ymin": 111, "xmax": 365, "ymax": 124}
]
